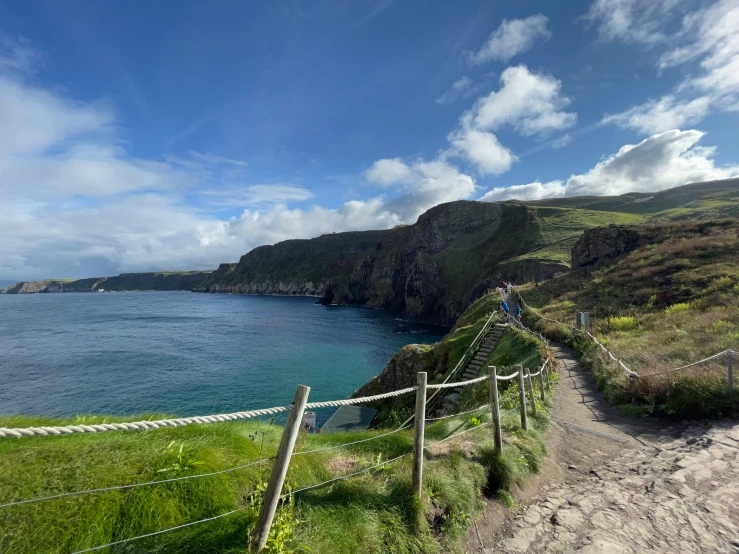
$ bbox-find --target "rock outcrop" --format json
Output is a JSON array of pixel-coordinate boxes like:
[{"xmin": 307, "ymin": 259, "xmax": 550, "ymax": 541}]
[
  {"xmin": 571, "ymin": 225, "xmax": 640, "ymax": 268},
  {"xmin": 351, "ymin": 344, "xmax": 436, "ymax": 400}
]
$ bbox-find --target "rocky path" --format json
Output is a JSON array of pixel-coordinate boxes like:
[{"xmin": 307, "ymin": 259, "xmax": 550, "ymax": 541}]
[{"xmin": 464, "ymin": 344, "xmax": 739, "ymax": 553}]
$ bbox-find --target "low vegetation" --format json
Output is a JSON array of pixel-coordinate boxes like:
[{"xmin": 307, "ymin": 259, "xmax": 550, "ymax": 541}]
[
  {"xmin": 520, "ymin": 219, "xmax": 739, "ymax": 418},
  {"xmin": 0, "ymin": 302, "xmax": 554, "ymax": 553}
]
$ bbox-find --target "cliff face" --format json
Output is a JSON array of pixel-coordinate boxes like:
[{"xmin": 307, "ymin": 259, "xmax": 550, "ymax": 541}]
[
  {"xmin": 2, "ymin": 271, "xmax": 212, "ymax": 294},
  {"xmin": 198, "ymin": 201, "xmax": 571, "ymax": 325}
]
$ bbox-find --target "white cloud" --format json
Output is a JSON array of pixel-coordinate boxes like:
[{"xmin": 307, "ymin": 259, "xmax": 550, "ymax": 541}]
[
  {"xmin": 364, "ymin": 157, "xmax": 477, "ymax": 219},
  {"xmin": 551, "ymin": 134, "xmax": 573, "ymax": 149},
  {"xmin": 602, "ymin": 95, "xmax": 711, "ymax": 134},
  {"xmin": 446, "ymin": 127, "xmax": 516, "ymax": 175},
  {"xmin": 364, "ymin": 158, "xmax": 416, "ymax": 186},
  {"xmin": 596, "ymin": 0, "xmax": 739, "ymax": 133},
  {"xmin": 584, "ymin": 0, "xmax": 680, "ymax": 46},
  {"xmin": 467, "ymin": 65, "xmax": 576, "ymax": 137},
  {"xmin": 480, "ymin": 129, "xmax": 739, "ymax": 201},
  {"xmin": 480, "ymin": 180, "xmax": 566, "ymax": 202},
  {"xmin": 0, "ymin": 37, "xmax": 478, "ymax": 280},
  {"xmin": 469, "ymin": 15, "xmax": 551, "ymax": 64}
]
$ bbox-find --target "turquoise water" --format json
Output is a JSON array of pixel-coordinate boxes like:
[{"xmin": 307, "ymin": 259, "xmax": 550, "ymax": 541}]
[{"xmin": 0, "ymin": 292, "xmax": 444, "ymax": 420}]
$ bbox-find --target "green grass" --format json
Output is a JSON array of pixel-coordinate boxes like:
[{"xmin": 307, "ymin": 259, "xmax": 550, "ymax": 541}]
[
  {"xmin": 0, "ymin": 327, "xmax": 554, "ymax": 554},
  {"xmin": 519, "ymin": 219, "xmax": 739, "ymax": 417}
]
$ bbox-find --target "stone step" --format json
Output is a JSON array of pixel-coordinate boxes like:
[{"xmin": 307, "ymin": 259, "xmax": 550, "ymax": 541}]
[
  {"xmin": 474, "ymin": 355, "xmax": 488, "ymax": 361},
  {"xmin": 463, "ymin": 373, "xmax": 478, "ymax": 380},
  {"xmin": 454, "ymin": 386, "xmax": 464, "ymax": 394},
  {"xmin": 446, "ymin": 392, "xmax": 460, "ymax": 402}
]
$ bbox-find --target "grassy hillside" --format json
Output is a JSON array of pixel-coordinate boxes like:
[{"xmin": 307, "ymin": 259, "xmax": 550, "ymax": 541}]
[
  {"xmin": 519, "ymin": 219, "xmax": 739, "ymax": 417},
  {"xmin": 197, "ymin": 179, "xmax": 739, "ymax": 325},
  {"xmin": 0, "ymin": 299, "xmax": 552, "ymax": 554},
  {"xmin": 2, "ymin": 271, "xmax": 212, "ymax": 294}
]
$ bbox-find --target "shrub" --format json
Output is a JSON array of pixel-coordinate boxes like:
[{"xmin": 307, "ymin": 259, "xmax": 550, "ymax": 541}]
[
  {"xmin": 608, "ymin": 316, "xmax": 637, "ymax": 331},
  {"xmin": 665, "ymin": 303, "xmax": 691, "ymax": 316}
]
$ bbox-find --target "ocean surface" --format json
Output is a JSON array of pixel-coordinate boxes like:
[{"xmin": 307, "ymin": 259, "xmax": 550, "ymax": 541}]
[{"xmin": 0, "ymin": 292, "xmax": 444, "ymax": 421}]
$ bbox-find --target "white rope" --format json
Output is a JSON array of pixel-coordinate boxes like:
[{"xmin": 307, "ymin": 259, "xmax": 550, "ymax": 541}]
[
  {"xmin": 496, "ymin": 371, "xmax": 519, "ymax": 381},
  {"xmin": 515, "ymin": 288, "xmax": 639, "ymax": 377},
  {"xmin": 425, "ymin": 422, "xmax": 492, "ymax": 447},
  {"xmin": 528, "ymin": 369, "xmax": 542, "ymax": 377},
  {"xmin": 645, "ymin": 350, "xmax": 730, "ymax": 377},
  {"xmin": 305, "ymin": 386, "xmax": 417, "ymax": 409},
  {"xmin": 426, "ymin": 375, "xmax": 488, "ymax": 390},
  {"xmin": 0, "ymin": 405, "xmax": 292, "ymax": 439},
  {"xmin": 293, "ymin": 425, "xmax": 413, "ymax": 456},
  {"xmin": 425, "ymin": 404, "xmax": 489, "ymax": 422},
  {"xmin": 70, "ymin": 505, "xmax": 246, "ymax": 553},
  {"xmin": 282, "ymin": 451, "xmax": 412, "ymax": 497},
  {"xmin": 0, "ymin": 387, "xmax": 421, "ymax": 439},
  {"xmin": 0, "ymin": 457, "xmax": 271, "ymax": 509},
  {"xmin": 502, "ymin": 403, "xmax": 522, "ymax": 416}
]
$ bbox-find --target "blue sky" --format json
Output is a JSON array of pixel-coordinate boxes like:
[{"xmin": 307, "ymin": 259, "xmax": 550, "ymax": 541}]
[{"xmin": 0, "ymin": 0, "xmax": 737, "ymax": 279}]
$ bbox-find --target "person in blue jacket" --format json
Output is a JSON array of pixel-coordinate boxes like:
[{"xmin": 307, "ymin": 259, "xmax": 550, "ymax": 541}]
[
  {"xmin": 500, "ymin": 300, "xmax": 509, "ymax": 315},
  {"xmin": 515, "ymin": 305, "xmax": 523, "ymax": 321}
]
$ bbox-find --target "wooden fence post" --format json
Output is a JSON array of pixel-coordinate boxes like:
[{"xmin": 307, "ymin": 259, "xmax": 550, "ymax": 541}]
[
  {"xmin": 543, "ymin": 359, "xmax": 551, "ymax": 391},
  {"xmin": 583, "ymin": 312, "xmax": 591, "ymax": 332},
  {"xmin": 412, "ymin": 372, "xmax": 427, "ymax": 497},
  {"xmin": 575, "ymin": 312, "xmax": 582, "ymax": 330},
  {"xmin": 525, "ymin": 370, "xmax": 538, "ymax": 417},
  {"xmin": 253, "ymin": 384, "xmax": 310, "ymax": 552},
  {"xmin": 729, "ymin": 350, "xmax": 733, "ymax": 394},
  {"xmin": 538, "ymin": 370, "xmax": 546, "ymax": 403},
  {"xmin": 489, "ymin": 366, "xmax": 503, "ymax": 452},
  {"xmin": 516, "ymin": 365, "xmax": 528, "ymax": 431}
]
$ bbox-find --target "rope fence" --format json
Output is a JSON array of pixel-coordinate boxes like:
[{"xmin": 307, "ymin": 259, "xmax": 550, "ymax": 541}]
[
  {"xmin": 1, "ymin": 301, "xmax": 557, "ymax": 553},
  {"xmin": 514, "ymin": 287, "xmax": 735, "ymax": 388}
]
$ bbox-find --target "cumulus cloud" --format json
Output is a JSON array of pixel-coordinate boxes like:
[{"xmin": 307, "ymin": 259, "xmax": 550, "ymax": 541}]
[
  {"xmin": 466, "ymin": 65, "xmax": 576, "ymax": 137},
  {"xmin": 364, "ymin": 157, "xmax": 416, "ymax": 186},
  {"xmin": 480, "ymin": 180, "xmax": 566, "ymax": 202},
  {"xmin": 469, "ymin": 15, "xmax": 551, "ymax": 64},
  {"xmin": 595, "ymin": 0, "xmax": 739, "ymax": 133},
  {"xmin": 0, "ymin": 37, "xmax": 477, "ymax": 280},
  {"xmin": 446, "ymin": 127, "xmax": 516, "ymax": 175},
  {"xmin": 480, "ymin": 129, "xmax": 739, "ymax": 201}
]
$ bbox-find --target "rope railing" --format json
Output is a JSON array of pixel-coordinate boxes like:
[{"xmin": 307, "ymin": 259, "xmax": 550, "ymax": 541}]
[
  {"xmin": 425, "ymin": 403, "xmax": 489, "ymax": 422},
  {"xmin": 0, "ymin": 457, "xmax": 272, "ymax": 510},
  {"xmin": 515, "ymin": 287, "xmax": 639, "ymax": 377},
  {"xmin": 515, "ymin": 287, "xmax": 736, "ymax": 383},
  {"xmin": 1, "ymin": 300, "xmax": 559, "ymax": 553}
]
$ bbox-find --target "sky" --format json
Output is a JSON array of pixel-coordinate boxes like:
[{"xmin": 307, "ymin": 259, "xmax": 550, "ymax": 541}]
[{"xmin": 1, "ymin": 0, "xmax": 738, "ymax": 280}]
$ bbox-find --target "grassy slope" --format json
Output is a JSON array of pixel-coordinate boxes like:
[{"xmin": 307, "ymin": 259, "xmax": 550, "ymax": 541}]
[
  {"xmin": 520, "ymin": 219, "xmax": 739, "ymax": 417},
  {"xmin": 0, "ymin": 312, "xmax": 551, "ymax": 554}
]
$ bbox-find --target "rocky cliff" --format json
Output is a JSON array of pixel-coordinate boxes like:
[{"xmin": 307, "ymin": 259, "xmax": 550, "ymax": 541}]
[
  {"xmin": 2, "ymin": 271, "xmax": 212, "ymax": 294},
  {"xmin": 571, "ymin": 225, "xmax": 641, "ymax": 268},
  {"xmin": 198, "ymin": 201, "xmax": 574, "ymax": 325}
]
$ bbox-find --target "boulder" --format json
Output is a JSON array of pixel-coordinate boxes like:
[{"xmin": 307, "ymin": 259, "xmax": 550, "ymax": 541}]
[{"xmin": 571, "ymin": 225, "xmax": 640, "ymax": 268}]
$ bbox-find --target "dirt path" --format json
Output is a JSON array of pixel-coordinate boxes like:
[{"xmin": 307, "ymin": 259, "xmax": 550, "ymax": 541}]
[{"xmin": 461, "ymin": 343, "xmax": 739, "ymax": 554}]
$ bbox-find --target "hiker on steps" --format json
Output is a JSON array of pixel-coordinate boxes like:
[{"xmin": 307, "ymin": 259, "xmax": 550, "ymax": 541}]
[
  {"xmin": 515, "ymin": 305, "xmax": 522, "ymax": 321},
  {"xmin": 506, "ymin": 282, "xmax": 513, "ymax": 294},
  {"xmin": 500, "ymin": 300, "xmax": 509, "ymax": 315}
]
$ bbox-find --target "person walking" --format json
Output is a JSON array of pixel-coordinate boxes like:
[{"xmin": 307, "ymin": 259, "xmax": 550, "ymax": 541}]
[
  {"xmin": 500, "ymin": 299, "xmax": 509, "ymax": 315},
  {"xmin": 515, "ymin": 305, "xmax": 522, "ymax": 321},
  {"xmin": 506, "ymin": 282, "xmax": 513, "ymax": 294}
]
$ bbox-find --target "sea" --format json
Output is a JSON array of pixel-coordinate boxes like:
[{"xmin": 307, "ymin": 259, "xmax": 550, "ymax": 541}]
[{"xmin": 0, "ymin": 291, "xmax": 444, "ymax": 423}]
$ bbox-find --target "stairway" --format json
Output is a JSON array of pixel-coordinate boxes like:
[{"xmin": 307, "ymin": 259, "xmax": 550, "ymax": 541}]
[{"xmin": 441, "ymin": 322, "xmax": 508, "ymax": 412}]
